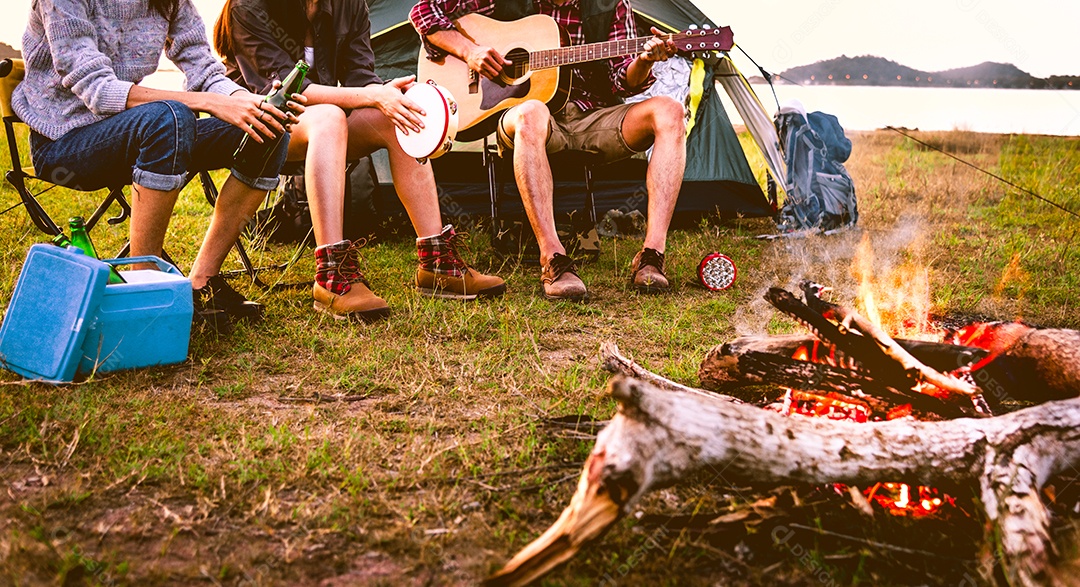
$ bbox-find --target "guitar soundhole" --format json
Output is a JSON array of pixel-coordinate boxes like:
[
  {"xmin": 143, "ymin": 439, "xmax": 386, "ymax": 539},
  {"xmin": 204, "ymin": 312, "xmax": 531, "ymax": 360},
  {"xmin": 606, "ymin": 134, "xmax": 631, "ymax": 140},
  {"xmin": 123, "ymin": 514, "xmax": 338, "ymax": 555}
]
[{"xmin": 502, "ymin": 48, "xmax": 531, "ymax": 83}]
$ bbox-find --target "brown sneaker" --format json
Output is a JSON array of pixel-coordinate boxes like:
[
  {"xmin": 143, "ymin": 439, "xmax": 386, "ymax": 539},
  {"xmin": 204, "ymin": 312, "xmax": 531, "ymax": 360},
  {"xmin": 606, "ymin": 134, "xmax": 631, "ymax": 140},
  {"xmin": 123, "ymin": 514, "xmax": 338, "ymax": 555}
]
[
  {"xmin": 630, "ymin": 248, "xmax": 670, "ymax": 293},
  {"xmin": 416, "ymin": 225, "xmax": 506, "ymax": 299},
  {"xmin": 541, "ymin": 253, "xmax": 588, "ymax": 301},
  {"xmin": 312, "ymin": 240, "xmax": 391, "ymax": 322}
]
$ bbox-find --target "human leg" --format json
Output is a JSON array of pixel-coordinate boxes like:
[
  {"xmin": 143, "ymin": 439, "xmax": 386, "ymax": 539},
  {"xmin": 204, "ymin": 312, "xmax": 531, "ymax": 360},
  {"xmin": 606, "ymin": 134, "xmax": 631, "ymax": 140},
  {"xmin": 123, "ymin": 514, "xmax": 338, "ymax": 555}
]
[
  {"xmin": 500, "ymin": 101, "xmax": 587, "ymax": 301},
  {"xmin": 345, "ymin": 107, "xmax": 442, "ymax": 237},
  {"xmin": 285, "ymin": 104, "xmax": 349, "ymax": 246},
  {"xmin": 29, "ymin": 101, "xmax": 197, "ymax": 261},
  {"xmin": 187, "ymin": 115, "xmax": 291, "ymax": 321},
  {"xmin": 620, "ymin": 96, "xmax": 686, "ymax": 255},
  {"xmin": 499, "ymin": 101, "xmax": 563, "ymax": 264},
  {"xmin": 345, "ymin": 107, "xmax": 506, "ymax": 301}
]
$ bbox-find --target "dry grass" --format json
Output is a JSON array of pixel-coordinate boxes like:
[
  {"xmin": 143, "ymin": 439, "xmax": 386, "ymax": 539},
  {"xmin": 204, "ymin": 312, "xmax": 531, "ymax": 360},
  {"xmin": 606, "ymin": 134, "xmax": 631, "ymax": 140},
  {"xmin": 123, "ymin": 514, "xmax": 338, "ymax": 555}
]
[{"xmin": 2, "ymin": 128, "xmax": 1080, "ymax": 586}]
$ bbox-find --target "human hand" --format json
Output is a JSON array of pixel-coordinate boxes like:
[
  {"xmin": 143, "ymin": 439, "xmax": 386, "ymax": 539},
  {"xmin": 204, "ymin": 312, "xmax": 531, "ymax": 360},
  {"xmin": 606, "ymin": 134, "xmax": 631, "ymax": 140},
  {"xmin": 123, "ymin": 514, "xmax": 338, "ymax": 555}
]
[
  {"xmin": 216, "ymin": 83, "xmax": 304, "ymax": 142},
  {"xmin": 375, "ymin": 76, "xmax": 426, "ymax": 135},
  {"xmin": 638, "ymin": 26, "xmax": 678, "ymax": 62},
  {"xmin": 466, "ymin": 45, "xmax": 511, "ymax": 80}
]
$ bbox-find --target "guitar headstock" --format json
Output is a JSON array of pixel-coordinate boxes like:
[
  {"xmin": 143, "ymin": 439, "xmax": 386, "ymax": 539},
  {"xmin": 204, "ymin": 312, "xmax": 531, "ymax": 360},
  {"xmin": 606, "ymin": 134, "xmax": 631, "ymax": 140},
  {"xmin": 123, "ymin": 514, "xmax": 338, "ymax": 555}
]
[{"xmin": 675, "ymin": 25, "xmax": 734, "ymax": 55}]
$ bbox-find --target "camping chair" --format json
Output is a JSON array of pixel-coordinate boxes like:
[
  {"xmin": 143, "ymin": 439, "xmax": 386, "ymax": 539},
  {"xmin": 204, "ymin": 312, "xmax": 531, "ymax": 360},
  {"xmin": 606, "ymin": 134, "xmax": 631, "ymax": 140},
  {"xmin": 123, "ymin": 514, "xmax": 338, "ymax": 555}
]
[
  {"xmin": 483, "ymin": 137, "xmax": 601, "ymax": 264},
  {"xmin": 1, "ymin": 58, "xmax": 134, "ymax": 251},
  {"xmin": 199, "ymin": 158, "xmax": 376, "ymax": 289},
  {"xmin": 2, "ymin": 57, "xmax": 262, "ymax": 278}
]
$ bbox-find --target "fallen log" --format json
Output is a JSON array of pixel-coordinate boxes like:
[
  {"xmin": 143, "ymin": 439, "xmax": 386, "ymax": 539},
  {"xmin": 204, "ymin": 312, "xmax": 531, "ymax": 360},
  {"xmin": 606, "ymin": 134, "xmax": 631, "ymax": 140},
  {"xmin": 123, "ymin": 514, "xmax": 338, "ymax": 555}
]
[{"xmin": 486, "ymin": 375, "xmax": 1080, "ymax": 587}]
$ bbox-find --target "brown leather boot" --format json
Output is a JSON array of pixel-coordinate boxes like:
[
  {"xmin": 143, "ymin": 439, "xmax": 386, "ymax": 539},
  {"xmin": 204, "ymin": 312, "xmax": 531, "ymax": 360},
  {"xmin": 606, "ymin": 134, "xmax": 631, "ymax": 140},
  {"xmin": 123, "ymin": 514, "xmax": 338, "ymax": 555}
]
[
  {"xmin": 416, "ymin": 225, "xmax": 506, "ymax": 300},
  {"xmin": 629, "ymin": 248, "xmax": 670, "ymax": 293},
  {"xmin": 541, "ymin": 253, "xmax": 588, "ymax": 301},
  {"xmin": 312, "ymin": 240, "xmax": 391, "ymax": 322}
]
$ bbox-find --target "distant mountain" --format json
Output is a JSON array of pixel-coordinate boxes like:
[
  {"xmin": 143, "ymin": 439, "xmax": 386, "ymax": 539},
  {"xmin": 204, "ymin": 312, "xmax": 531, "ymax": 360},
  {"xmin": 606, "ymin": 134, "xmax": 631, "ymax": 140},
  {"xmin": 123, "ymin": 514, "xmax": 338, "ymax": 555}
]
[
  {"xmin": 772, "ymin": 55, "xmax": 1077, "ymax": 90},
  {"xmin": 0, "ymin": 42, "xmax": 19, "ymax": 60}
]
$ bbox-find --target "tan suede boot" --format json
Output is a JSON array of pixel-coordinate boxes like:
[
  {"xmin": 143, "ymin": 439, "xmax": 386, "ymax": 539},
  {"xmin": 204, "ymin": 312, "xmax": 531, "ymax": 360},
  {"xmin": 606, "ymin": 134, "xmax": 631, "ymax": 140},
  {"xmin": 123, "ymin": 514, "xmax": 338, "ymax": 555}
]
[
  {"xmin": 312, "ymin": 240, "xmax": 391, "ymax": 322},
  {"xmin": 416, "ymin": 225, "xmax": 506, "ymax": 300}
]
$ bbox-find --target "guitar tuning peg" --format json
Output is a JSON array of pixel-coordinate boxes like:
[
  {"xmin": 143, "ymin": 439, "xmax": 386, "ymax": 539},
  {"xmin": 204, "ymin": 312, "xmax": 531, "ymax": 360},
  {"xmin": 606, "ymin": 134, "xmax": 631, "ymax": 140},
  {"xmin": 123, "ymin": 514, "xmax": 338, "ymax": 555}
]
[
  {"xmin": 703, "ymin": 24, "xmax": 712, "ymax": 30},
  {"xmin": 688, "ymin": 24, "xmax": 698, "ymax": 30}
]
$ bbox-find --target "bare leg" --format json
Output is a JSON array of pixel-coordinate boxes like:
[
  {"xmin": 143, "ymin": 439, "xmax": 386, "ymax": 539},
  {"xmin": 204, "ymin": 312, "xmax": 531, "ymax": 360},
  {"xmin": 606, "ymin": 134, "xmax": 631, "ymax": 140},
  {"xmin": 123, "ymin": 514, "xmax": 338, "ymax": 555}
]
[
  {"xmin": 286, "ymin": 104, "xmax": 350, "ymax": 246},
  {"xmin": 189, "ymin": 175, "xmax": 269, "ymax": 289},
  {"xmin": 128, "ymin": 182, "xmax": 180, "ymax": 262},
  {"xmin": 620, "ymin": 96, "xmax": 687, "ymax": 254},
  {"xmin": 345, "ymin": 108, "xmax": 442, "ymax": 237},
  {"xmin": 500, "ymin": 100, "xmax": 563, "ymax": 264}
]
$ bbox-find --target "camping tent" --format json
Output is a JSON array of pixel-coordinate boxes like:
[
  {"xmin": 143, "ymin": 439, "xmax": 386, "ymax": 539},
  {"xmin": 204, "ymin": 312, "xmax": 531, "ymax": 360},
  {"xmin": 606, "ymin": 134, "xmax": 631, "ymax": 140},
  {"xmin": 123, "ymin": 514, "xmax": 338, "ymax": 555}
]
[{"xmin": 359, "ymin": 0, "xmax": 783, "ymax": 228}]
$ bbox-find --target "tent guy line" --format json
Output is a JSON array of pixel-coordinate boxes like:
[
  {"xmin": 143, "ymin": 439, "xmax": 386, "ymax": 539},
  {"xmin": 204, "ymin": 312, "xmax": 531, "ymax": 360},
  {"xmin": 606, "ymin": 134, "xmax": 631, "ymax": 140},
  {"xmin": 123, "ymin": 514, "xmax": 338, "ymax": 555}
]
[{"xmin": 885, "ymin": 125, "xmax": 1080, "ymax": 221}]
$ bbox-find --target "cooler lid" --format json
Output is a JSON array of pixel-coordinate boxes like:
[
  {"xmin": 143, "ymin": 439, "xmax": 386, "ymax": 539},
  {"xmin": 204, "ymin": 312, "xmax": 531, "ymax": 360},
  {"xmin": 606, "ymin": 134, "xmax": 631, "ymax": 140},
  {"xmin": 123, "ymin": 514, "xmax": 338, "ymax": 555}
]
[{"xmin": 0, "ymin": 244, "xmax": 110, "ymax": 382}]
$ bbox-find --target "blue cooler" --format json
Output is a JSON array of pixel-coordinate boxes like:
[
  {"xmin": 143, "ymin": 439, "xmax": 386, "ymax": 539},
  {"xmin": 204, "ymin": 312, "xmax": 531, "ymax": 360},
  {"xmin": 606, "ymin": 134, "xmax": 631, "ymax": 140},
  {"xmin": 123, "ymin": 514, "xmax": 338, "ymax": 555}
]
[
  {"xmin": 78, "ymin": 256, "xmax": 193, "ymax": 375},
  {"xmin": 0, "ymin": 245, "xmax": 193, "ymax": 382}
]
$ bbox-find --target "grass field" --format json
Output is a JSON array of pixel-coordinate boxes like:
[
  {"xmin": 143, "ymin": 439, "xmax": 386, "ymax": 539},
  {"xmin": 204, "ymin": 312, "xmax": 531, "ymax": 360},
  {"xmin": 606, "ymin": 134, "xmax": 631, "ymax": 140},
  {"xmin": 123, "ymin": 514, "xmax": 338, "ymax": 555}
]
[{"xmin": 2, "ymin": 127, "xmax": 1080, "ymax": 586}]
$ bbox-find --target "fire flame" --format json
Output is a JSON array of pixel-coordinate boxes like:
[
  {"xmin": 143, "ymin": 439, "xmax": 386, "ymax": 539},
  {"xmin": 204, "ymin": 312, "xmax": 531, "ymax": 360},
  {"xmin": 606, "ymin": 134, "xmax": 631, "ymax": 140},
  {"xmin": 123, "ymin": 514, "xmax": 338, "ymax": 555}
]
[
  {"xmin": 852, "ymin": 232, "xmax": 933, "ymax": 340},
  {"xmin": 783, "ymin": 238, "xmax": 955, "ymax": 516}
]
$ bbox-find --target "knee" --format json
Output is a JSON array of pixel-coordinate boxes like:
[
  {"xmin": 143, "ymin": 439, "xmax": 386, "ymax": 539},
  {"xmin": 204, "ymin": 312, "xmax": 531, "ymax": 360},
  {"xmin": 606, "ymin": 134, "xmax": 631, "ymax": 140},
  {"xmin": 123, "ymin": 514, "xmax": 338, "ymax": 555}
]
[
  {"xmin": 302, "ymin": 103, "xmax": 348, "ymax": 131},
  {"xmin": 138, "ymin": 100, "xmax": 197, "ymax": 154},
  {"xmin": 508, "ymin": 100, "xmax": 550, "ymax": 143},
  {"xmin": 648, "ymin": 96, "xmax": 687, "ymax": 135}
]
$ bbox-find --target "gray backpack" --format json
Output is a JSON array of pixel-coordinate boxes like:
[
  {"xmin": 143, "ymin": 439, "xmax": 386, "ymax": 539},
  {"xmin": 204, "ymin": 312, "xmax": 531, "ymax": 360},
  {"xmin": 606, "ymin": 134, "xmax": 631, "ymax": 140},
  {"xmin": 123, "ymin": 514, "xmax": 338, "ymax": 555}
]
[{"xmin": 775, "ymin": 103, "xmax": 858, "ymax": 232}]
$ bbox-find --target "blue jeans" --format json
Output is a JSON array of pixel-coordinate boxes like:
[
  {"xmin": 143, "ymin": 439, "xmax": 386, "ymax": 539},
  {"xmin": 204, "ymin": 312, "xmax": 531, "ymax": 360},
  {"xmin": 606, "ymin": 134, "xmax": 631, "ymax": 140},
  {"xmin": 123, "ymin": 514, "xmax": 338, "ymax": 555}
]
[{"xmin": 30, "ymin": 100, "xmax": 288, "ymax": 192}]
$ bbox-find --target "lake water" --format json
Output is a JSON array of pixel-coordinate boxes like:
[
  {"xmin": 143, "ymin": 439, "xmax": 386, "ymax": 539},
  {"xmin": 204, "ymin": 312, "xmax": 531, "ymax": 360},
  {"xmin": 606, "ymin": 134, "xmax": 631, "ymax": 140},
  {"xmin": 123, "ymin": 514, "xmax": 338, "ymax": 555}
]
[
  {"xmin": 141, "ymin": 70, "xmax": 1080, "ymax": 137},
  {"xmin": 742, "ymin": 84, "xmax": 1080, "ymax": 137}
]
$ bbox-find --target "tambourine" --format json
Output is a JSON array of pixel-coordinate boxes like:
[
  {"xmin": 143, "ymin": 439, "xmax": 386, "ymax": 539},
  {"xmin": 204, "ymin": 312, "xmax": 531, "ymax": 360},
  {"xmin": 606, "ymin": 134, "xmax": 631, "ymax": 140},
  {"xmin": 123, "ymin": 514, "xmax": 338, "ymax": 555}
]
[
  {"xmin": 698, "ymin": 253, "xmax": 737, "ymax": 291},
  {"xmin": 395, "ymin": 80, "xmax": 458, "ymax": 164}
]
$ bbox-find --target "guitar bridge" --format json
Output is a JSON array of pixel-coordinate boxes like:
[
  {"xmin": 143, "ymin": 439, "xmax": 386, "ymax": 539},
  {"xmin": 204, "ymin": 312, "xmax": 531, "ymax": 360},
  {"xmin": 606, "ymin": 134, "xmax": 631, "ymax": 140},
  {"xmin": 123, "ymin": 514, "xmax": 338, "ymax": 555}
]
[{"xmin": 469, "ymin": 69, "xmax": 479, "ymax": 94}]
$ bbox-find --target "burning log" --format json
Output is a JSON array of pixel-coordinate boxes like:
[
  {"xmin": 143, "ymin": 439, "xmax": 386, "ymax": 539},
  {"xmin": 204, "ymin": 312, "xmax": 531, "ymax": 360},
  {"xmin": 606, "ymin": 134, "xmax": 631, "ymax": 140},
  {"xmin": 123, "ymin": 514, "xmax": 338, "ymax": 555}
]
[
  {"xmin": 487, "ymin": 374, "xmax": 1080, "ymax": 587},
  {"xmin": 699, "ymin": 328, "xmax": 1080, "ymax": 408},
  {"xmin": 696, "ymin": 334, "xmax": 977, "ymax": 418},
  {"xmin": 766, "ymin": 285, "xmax": 986, "ymax": 415}
]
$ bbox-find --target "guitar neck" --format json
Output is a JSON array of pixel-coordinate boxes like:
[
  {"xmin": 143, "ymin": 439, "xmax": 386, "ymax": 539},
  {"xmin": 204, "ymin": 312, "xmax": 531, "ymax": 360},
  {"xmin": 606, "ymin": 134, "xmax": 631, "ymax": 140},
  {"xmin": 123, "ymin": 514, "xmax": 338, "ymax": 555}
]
[{"xmin": 529, "ymin": 35, "xmax": 671, "ymax": 70}]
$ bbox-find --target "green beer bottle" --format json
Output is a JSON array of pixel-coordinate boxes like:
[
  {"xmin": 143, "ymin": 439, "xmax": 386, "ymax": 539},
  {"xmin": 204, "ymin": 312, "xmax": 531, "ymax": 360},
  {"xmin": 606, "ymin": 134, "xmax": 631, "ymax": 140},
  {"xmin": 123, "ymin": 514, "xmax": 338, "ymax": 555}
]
[
  {"xmin": 233, "ymin": 60, "xmax": 309, "ymax": 174},
  {"xmin": 67, "ymin": 217, "xmax": 125, "ymax": 284}
]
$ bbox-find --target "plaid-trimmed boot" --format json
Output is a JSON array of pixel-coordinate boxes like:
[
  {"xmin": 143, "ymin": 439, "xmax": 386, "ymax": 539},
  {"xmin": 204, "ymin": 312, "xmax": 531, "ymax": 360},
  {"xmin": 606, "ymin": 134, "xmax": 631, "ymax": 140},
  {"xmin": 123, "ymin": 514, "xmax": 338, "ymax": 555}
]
[
  {"xmin": 312, "ymin": 239, "xmax": 391, "ymax": 322},
  {"xmin": 416, "ymin": 225, "xmax": 506, "ymax": 300}
]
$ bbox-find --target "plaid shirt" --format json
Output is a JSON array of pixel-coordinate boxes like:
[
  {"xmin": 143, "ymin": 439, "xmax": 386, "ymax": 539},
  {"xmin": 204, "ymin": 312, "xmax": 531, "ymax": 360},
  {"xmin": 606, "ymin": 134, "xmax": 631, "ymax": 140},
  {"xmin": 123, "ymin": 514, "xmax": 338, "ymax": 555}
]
[{"xmin": 409, "ymin": 0, "xmax": 654, "ymax": 112}]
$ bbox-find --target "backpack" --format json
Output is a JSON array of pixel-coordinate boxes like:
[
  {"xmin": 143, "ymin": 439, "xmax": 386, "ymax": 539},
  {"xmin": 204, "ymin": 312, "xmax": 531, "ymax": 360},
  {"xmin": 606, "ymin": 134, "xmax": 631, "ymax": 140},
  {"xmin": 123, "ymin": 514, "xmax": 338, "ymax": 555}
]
[{"xmin": 774, "ymin": 101, "xmax": 858, "ymax": 232}]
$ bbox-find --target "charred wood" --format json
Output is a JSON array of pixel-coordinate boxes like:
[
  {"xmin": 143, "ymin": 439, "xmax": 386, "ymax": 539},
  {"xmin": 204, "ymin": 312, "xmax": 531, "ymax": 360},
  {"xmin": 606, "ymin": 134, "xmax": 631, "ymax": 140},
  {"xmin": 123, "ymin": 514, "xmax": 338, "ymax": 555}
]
[{"xmin": 488, "ymin": 375, "xmax": 1080, "ymax": 587}]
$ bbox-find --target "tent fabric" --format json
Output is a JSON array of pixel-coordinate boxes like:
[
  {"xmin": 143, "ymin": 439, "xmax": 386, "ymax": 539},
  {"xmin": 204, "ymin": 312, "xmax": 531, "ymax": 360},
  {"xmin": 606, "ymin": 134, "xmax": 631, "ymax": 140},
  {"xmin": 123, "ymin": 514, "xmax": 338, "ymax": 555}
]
[
  {"xmin": 364, "ymin": 0, "xmax": 776, "ymax": 223},
  {"xmin": 714, "ymin": 56, "xmax": 787, "ymax": 188}
]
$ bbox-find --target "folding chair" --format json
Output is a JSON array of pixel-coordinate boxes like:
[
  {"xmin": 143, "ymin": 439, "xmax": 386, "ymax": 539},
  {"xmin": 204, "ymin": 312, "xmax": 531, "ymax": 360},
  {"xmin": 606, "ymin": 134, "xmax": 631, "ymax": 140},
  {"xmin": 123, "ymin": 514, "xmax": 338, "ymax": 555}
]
[
  {"xmin": 484, "ymin": 137, "xmax": 601, "ymax": 264},
  {"xmin": 198, "ymin": 157, "xmax": 375, "ymax": 289},
  {"xmin": 1, "ymin": 58, "xmax": 134, "ymax": 249},
  {"xmin": 2, "ymin": 57, "xmax": 251, "ymax": 275}
]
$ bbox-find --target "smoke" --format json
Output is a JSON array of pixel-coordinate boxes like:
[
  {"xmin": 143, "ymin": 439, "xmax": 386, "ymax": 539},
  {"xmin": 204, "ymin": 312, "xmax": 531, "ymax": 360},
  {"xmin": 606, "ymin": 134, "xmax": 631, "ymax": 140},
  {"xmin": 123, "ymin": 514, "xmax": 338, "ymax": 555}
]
[{"xmin": 731, "ymin": 214, "xmax": 930, "ymax": 337}]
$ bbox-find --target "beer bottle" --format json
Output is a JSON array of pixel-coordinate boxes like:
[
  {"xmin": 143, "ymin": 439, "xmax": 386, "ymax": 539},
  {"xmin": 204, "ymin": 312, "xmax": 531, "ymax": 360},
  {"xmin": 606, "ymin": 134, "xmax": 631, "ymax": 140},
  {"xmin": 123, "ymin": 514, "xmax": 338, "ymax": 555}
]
[
  {"xmin": 67, "ymin": 217, "xmax": 125, "ymax": 284},
  {"xmin": 233, "ymin": 60, "xmax": 309, "ymax": 176}
]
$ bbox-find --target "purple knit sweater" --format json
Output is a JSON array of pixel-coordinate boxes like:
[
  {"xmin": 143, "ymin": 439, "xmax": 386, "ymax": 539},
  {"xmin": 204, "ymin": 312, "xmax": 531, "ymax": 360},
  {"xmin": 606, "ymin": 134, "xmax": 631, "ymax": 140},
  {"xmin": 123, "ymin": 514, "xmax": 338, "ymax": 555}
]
[{"xmin": 13, "ymin": 0, "xmax": 243, "ymax": 140}]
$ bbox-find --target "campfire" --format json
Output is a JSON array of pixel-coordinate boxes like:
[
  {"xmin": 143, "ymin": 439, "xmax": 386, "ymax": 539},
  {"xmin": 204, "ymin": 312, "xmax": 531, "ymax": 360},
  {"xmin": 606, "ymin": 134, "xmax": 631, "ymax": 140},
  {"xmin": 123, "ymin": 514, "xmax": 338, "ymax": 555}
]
[
  {"xmin": 768, "ymin": 266, "xmax": 971, "ymax": 518},
  {"xmin": 484, "ymin": 278, "xmax": 1080, "ymax": 587}
]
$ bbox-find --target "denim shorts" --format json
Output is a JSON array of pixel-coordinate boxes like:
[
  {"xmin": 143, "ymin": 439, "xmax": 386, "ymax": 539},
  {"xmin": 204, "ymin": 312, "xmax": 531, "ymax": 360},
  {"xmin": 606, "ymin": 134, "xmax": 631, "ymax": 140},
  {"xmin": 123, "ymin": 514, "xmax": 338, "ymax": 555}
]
[{"xmin": 29, "ymin": 100, "xmax": 288, "ymax": 192}]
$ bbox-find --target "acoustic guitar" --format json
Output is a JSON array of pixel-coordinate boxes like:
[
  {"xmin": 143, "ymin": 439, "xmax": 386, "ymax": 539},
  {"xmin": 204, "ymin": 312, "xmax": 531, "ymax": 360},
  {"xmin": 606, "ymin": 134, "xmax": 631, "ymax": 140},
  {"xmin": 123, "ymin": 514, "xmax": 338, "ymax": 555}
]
[{"xmin": 416, "ymin": 13, "xmax": 732, "ymax": 142}]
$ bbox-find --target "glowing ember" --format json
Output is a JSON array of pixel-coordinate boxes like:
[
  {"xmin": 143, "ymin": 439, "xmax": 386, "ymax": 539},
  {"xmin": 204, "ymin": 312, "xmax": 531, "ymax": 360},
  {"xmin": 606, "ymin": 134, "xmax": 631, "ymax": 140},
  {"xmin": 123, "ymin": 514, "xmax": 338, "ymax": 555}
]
[
  {"xmin": 782, "ymin": 331, "xmax": 954, "ymax": 516},
  {"xmin": 864, "ymin": 482, "xmax": 955, "ymax": 517}
]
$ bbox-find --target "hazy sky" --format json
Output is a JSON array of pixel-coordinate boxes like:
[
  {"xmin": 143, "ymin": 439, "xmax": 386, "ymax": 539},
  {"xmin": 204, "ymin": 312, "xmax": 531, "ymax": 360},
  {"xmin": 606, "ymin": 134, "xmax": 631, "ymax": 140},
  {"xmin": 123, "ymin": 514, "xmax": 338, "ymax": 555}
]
[{"xmin": 2, "ymin": 0, "xmax": 1077, "ymax": 78}]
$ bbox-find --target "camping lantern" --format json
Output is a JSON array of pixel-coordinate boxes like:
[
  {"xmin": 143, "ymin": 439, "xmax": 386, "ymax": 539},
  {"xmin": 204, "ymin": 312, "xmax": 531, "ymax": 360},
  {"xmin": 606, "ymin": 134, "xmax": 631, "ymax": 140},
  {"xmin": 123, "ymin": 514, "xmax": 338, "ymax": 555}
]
[{"xmin": 698, "ymin": 253, "xmax": 737, "ymax": 291}]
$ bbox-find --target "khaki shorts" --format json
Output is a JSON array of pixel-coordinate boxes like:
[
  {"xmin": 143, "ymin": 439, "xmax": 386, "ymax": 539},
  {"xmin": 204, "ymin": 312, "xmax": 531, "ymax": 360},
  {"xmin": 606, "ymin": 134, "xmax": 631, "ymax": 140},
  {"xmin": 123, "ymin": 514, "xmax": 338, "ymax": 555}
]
[{"xmin": 497, "ymin": 102, "xmax": 642, "ymax": 164}]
